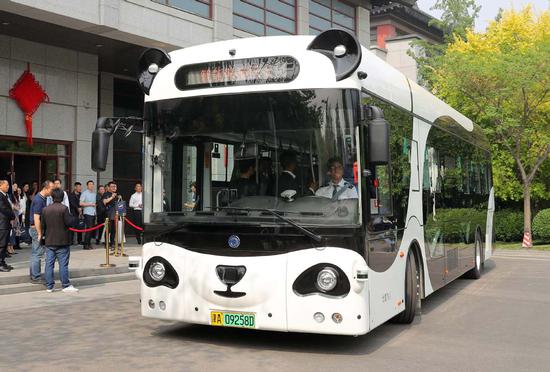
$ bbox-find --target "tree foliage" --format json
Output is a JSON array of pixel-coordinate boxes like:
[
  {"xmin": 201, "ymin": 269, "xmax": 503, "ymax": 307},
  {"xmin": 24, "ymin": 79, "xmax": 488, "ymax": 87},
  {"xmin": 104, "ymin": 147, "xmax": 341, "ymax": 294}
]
[
  {"xmin": 429, "ymin": 0, "xmax": 481, "ymax": 40},
  {"xmin": 411, "ymin": 0, "xmax": 480, "ymax": 87},
  {"xmin": 429, "ymin": 7, "xmax": 550, "ymax": 235}
]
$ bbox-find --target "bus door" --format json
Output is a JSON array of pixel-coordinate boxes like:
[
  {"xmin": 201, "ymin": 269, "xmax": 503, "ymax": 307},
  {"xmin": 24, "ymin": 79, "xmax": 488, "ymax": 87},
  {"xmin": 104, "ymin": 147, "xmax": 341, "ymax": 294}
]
[{"xmin": 365, "ymin": 164, "xmax": 401, "ymax": 272}]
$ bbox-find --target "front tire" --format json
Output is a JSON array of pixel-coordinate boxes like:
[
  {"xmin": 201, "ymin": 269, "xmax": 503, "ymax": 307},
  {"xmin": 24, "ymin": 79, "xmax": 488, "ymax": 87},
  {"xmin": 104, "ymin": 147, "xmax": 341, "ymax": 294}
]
[{"xmin": 392, "ymin": 251, "xmax": 419, "ymax": 324}]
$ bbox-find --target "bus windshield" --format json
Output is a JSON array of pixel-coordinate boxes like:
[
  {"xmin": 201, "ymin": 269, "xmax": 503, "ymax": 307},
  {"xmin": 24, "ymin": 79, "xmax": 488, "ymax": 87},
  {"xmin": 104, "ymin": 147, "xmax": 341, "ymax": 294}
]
[{"xmin": 146, "ymin": 89, "xmax": 361, "ymax": 227}]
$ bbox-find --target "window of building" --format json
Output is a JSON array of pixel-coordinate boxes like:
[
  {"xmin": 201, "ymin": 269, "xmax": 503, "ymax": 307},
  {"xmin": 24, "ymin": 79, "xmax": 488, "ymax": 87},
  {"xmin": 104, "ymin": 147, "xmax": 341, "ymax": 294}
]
[
  {"xmin": 233, "ymin": 0, "xmax": 297, "ymax": 36},
  {"xmin": 152, "ymin": 0, "xmax": 211, "ymax": 19},
  {"xmin": 309, "ymin": 0, "xmax": 356, "ymax": 35}
]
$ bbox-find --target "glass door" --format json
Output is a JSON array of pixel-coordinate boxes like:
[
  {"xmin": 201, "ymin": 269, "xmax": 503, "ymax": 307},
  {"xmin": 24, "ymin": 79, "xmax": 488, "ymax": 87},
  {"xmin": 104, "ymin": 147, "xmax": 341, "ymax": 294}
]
[
  {"xmin": 0, "ymin": 153, "xmax": 13, "ymax": 182},
  {"xmin": 41, "ymin": 156, "xmax": 58, "ymax": 184}
]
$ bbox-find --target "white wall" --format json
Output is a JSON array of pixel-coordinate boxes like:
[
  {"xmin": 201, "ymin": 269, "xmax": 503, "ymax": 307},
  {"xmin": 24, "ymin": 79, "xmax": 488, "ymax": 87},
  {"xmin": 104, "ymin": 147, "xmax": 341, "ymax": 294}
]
[
  {"xmin": 0, "ymin": 35, "xmax": 98, "ymax": 185},
  {"xmin": 0, "ymin": 0, "xmax": 219, "ymax": 50},
  {"xmin": 385, "ymin": 36, "xmax": 419, "ymax": 82}
]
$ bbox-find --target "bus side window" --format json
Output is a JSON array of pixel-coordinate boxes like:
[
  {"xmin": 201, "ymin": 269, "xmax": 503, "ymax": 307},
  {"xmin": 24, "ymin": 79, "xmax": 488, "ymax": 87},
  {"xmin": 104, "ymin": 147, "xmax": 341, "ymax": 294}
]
[{"xmin": 369, "ymin": 164, "xmax": 392, "ymax": 217}]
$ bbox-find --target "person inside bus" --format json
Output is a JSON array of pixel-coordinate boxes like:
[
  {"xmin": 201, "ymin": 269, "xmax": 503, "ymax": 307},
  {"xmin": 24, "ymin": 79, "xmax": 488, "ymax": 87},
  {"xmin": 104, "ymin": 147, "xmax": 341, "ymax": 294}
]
[
  {"xmin": 258, "ymin": 157, "xmax": 274, "ymax": 196},
  {"xmin": 231, "ymin": 159, "xmax": 258, "ymax": 198},
  {"xmin": 277, "ymin": 151, "xmax": 299, "ymax": 197},
  {"xmin": 162, "ymin": 190, "xmax": 170, "ymax": 212},
  {"xmin": 316, "ymin": 157, "xmax": 358, "ymax": 200},
  {"xmin": 303, "ymin": 176, "xmax": 318, "ymax": 196},
  {"xmin": 184, "ymin": 182, "xmax": 200, "ymax": 211}
]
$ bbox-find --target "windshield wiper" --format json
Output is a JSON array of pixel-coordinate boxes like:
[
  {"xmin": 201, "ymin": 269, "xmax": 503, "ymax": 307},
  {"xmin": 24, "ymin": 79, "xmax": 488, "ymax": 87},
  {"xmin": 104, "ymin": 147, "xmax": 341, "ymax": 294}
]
[{"xmin": 218, "ymin": 207, "xmax": 323, "ymax": 243}]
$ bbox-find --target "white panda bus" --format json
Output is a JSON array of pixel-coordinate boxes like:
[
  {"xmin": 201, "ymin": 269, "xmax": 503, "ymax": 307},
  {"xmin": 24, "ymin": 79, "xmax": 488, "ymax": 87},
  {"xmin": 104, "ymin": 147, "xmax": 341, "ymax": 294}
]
[{"xmin": 92, "ymin": 29, "xmax": 495, "ymax": 336}]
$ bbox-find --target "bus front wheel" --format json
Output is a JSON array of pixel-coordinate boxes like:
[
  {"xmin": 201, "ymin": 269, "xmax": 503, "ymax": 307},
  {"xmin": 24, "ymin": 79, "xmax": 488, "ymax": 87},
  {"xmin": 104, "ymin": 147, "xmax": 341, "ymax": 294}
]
[{"xmin": 392, "ymin": 250, "xmax": 419, "ymax": 324}]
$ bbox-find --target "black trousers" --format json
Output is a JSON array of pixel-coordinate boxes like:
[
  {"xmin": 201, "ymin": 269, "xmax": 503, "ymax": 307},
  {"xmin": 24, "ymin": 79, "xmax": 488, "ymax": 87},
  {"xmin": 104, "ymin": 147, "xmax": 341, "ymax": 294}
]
[
  {"xmin": 0, "ymin": 229, "xmax": 9, "ymax": 264},
  {"xmin": 69, "ymin": 220, "xmax": 82, "ymax": 245},
  {"xmin": 130, "ymin": 208, "xmax": 143, "ymax": 244},
  {"xmin": 109, "ymin": 219, "xmax": 116, "ymax": 247},
  {"xmin": 83, "ymin": 214, "xmax": 95, "ymax": 246}
]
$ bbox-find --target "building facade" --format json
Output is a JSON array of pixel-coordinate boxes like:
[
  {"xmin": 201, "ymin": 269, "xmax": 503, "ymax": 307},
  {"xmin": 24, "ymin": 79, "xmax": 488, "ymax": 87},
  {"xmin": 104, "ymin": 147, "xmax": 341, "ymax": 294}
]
[
  {"xmin": 0, "ymin": 0, "xmax": 412, "ymax": 198},
  {"xmin": 369, "ymin": 2, "xmax": 443, "ymax": 82}
]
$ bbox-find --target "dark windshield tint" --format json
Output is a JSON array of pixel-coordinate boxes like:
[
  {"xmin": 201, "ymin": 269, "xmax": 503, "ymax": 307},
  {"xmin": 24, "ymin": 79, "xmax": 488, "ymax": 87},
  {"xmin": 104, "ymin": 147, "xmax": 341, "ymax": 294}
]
[{"xmin": 146, "ymin": 89, "xmax": 361, "ymax": 227}]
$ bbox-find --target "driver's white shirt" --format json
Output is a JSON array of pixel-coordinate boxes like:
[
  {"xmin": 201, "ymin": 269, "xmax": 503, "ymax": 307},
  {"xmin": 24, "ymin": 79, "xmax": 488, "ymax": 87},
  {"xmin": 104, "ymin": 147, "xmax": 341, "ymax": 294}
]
[{"xmin": 315, "ymin": 179, "xmax": 358, "ymax": 200}]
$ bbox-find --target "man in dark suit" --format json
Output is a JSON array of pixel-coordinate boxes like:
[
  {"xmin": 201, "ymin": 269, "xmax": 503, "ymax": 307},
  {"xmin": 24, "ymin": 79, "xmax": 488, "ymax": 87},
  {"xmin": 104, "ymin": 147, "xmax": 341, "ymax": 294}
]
[
  {"xmin": 277, "ymin": 151, "xmax": 300, "ymax": 197},
  {"xmin": 0, "ymin": 180, "xmax": 15, "ymax": 272},
  {"xmin": 68, "ymin": 182, "xmax": 83, "ymax": 245},
  {"xmin": 42, "ymin": 188, "xmax": 78, "ymax": 293}
]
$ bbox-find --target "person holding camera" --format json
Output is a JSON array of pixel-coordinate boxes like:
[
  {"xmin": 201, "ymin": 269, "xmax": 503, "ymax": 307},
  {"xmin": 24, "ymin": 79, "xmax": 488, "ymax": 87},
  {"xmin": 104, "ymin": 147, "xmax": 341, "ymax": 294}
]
[{"xmin": 102, "ymin": 181, "xmax": 121, "ymax": 252}]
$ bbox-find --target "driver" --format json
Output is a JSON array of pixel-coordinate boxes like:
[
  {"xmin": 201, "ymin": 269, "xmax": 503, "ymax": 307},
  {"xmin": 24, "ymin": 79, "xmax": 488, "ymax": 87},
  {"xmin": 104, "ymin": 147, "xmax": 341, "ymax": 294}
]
[{"xmin": 315, "ymin": 157, "xmax": 358, "ymax": 200}]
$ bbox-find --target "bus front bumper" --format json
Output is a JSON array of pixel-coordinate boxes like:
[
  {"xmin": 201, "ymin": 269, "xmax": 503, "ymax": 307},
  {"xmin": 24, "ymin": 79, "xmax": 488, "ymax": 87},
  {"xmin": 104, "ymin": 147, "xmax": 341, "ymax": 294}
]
[{"xmin": 131, "ymin": 243, "xmax": 370, "ymax": 336}]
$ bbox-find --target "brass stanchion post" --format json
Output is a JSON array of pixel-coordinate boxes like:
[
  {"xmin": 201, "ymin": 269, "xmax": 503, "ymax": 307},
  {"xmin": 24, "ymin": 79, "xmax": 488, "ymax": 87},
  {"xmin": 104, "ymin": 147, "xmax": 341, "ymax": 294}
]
[
  {"xmin": 114, "ymin": 211, "xmax": 120, "ymax": 257},
  {"xmin": 120, "ymin": 213, "xmax": 127, "ymax": 257},
  {"xmin": 100, "ymin": 217, "xmax": 115, "ymax": 268}
]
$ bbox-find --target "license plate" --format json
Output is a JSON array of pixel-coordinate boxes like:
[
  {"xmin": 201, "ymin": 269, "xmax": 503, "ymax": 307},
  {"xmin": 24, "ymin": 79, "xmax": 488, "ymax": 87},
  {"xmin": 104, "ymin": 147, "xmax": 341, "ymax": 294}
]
[{"xmin": 210, "ymin": 311, "xmax": 255, "ymax": 329}]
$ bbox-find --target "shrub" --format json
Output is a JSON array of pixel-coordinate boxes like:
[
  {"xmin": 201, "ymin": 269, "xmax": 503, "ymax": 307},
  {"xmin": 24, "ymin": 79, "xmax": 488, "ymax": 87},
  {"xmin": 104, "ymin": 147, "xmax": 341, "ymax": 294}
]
[
  {"xmin": 494, "ymin": 209, "xmax": 524, "ymax": 242},
  {"xmin": 533, "ymin": 209, "xmax": 550, "ymax": 242},
  {"xmin": 425, "ymin": 208, "xmax": 486, "ymax": 243}
]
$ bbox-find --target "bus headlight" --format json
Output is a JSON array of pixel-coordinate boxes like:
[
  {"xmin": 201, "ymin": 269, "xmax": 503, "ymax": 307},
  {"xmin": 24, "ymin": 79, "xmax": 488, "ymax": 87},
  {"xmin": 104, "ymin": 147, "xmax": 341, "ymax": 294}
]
[
  {"xmin": 316, "ymin": 267, "xmax": 338, "ymax": 292},
  {"xmin": 293, "ymin": 263, "xmax": 350, "ymax": 297},
  {"xmin": 143, "ymin": 257, "xmax": 179, "ymax": 289},
  {"xmin": 149, "ymin": 262, "xmax": 166, "ymax": 281}
]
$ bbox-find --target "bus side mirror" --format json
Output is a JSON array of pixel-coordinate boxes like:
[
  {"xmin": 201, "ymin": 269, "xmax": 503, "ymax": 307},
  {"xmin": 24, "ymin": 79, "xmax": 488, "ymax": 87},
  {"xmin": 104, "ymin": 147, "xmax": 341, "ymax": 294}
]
[
  {"xmin": 365, "ymin": 106, "xmax": 390, "ymax": 165},
  {"xmin": 91, "ymin": 117, "xmax": 114, "ymax": 172}
]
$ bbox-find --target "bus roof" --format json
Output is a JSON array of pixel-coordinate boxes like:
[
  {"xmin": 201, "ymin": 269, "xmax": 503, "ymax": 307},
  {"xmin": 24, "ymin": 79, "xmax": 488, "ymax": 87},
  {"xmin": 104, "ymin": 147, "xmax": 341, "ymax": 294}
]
[{"xmin": 144, "ymin": 33, "xmax": 483, "ymax": 143}]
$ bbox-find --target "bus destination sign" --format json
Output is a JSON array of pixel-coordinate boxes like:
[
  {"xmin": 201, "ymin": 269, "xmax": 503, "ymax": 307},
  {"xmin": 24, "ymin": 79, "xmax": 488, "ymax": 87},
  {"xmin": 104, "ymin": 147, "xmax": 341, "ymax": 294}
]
[{"xmin": 175, "ymin": 56, "xmax": 300, "ymax": 90}]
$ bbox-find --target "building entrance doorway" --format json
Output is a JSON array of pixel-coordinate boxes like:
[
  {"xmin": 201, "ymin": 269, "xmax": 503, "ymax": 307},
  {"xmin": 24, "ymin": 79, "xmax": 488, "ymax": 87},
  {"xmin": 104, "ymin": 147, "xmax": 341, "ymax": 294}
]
[{"xmin": 0, "ymin": 136, "xmax": 72, "ymax": 187}]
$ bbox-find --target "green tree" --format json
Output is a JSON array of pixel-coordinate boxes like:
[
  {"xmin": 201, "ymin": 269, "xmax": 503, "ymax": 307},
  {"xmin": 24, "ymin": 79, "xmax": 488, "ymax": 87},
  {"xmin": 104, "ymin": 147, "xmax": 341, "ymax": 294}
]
[
  {"xmin": 410, "ymin": 0, "xmax": 481, "ymax": 87},
  {"xmin": 430, "ymin": 7, "xmax": 550, "ymax": 242},
  {"xmin": 429, "ymin": 0, "xmax": 481, "ymax": 39}
]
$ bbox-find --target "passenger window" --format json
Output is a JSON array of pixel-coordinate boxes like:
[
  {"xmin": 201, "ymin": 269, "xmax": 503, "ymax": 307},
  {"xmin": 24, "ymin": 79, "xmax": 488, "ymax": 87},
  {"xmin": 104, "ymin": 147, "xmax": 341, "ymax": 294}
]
[
  {"xmin": 161, "ymin": 142, "xmax": 197, "ymax": 212},
  {"xmin": 410, "ymin": 140, "xmax": 420, "ymax": 191},
  {"xmin": 362, "ymin": 93, "xmax": 414, "ymax": 229},
  {"xmin": 369, "ymin": 164, "xmax": 392, "ymax": 216}
]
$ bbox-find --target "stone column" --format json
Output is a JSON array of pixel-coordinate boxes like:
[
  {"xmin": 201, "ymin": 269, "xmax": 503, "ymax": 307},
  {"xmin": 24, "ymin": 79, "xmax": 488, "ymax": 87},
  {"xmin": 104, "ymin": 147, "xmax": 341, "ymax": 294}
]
[
  {"xmin": 74, "ymin": 52, "xmax": 99, "ymax": 185},
  {"xmin": 212, "ymin": 0, "xmax": 234, "ymax": 41},
  {"xmin": 356, "ymin": 6, "xmax": 371, "ymax": 47},
  {"xmin": 98, "ymin": 72, "xmax": 114, "ymax": 185},
  {"xmin": 296, "ymin": 0, "xmax": 309, "ymax": 35},
  {"xmin": 385, "ymin": 35, "xmax": 421, "ymax": 82}
]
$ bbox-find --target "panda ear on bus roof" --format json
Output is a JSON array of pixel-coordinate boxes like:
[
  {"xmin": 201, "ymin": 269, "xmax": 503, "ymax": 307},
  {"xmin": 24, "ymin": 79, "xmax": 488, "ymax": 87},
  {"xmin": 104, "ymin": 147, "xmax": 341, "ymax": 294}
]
[
  {"xmin": 137, "ymin": 48, "xmax": 171, "ymax": 95},
  {"xmin": 307, "ymin": 29, "xmax": 362, "ymax": 82}
]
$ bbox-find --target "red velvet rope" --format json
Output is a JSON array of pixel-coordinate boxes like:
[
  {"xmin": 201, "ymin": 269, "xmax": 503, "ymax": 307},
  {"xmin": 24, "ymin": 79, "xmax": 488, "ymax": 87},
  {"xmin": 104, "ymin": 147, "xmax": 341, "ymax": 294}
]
[
  {"xmin": 68, "ymin": 222, "xmax": 105, "ymax": 233},
  {"xmin": 125, "ymin": 218, "xmax": 143, "ymax": 231}
]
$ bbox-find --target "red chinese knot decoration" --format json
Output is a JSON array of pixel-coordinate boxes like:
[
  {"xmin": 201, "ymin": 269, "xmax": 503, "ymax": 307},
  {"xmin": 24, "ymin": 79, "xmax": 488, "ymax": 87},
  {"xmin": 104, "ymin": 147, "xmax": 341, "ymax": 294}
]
[{"xmin": 9, "ymin": 64, "xmax": 49, "ymax": 145}]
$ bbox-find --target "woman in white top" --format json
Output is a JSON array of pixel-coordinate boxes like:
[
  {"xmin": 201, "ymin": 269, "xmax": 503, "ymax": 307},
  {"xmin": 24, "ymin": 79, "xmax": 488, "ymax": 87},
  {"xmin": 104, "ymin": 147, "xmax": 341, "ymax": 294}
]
[
  {"xmin": 128, "ymin": 182, "xmax": 143, "ymax": 244},
  {"xmin": 19, "ymin": 184, "xmax": 27, "ymax": 220}
]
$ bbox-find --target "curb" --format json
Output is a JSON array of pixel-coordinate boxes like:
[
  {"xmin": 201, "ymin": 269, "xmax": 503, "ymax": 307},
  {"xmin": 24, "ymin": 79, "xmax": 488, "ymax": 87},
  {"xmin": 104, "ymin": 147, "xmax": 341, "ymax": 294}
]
[
  {"xmin": 0, "ymin": 272, "xmax": 137, "ymax": 296},
  {"xmin": 0, "ymin": 266, "xmax": 132, "ymax": 286}
]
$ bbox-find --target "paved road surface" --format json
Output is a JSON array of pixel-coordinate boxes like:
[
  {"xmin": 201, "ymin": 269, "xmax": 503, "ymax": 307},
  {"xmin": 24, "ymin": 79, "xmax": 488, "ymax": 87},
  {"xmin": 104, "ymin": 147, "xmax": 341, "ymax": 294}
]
[{"xmin": 2, "ymin": 250, "xmax": 549, "ymax": 372}]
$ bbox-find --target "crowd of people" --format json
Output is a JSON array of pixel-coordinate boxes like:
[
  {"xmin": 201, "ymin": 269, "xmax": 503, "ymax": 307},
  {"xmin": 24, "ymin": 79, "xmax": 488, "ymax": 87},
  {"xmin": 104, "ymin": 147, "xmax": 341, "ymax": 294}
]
[{"xmin": 0, "ymin": 178, "xmax": 144, "ymax": 293}]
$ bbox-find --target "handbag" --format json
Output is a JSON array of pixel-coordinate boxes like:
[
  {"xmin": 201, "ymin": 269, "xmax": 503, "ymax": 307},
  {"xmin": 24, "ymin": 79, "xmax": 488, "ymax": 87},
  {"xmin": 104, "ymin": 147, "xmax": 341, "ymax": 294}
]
[
  {"xmin": 77, "ymin": 215, "xmax": 86, "ymax": 229},
  {"xmin": 19, "ymin": 227, "xmax": 31, "ymax": 244}
]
